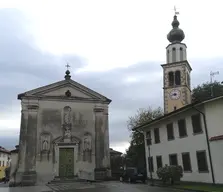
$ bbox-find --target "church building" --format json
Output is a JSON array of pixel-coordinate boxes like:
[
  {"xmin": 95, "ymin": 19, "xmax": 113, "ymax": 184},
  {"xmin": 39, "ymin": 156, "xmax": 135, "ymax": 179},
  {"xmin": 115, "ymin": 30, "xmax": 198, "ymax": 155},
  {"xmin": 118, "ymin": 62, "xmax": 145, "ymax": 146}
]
[
  {"xmin": 134, "ymin": 13, "xmax": 223, "ymax": 184},
  {"xmin": 10, "ymin": 69, "xmax": 112, "ymax": 186}
]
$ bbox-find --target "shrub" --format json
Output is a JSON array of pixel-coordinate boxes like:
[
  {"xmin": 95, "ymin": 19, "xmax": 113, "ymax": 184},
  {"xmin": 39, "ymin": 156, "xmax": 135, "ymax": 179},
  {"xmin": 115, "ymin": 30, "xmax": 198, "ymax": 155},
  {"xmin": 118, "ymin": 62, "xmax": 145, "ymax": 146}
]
[{"xmin": 156, "ymin": 165, "xmax": 183, "ymax": 185}]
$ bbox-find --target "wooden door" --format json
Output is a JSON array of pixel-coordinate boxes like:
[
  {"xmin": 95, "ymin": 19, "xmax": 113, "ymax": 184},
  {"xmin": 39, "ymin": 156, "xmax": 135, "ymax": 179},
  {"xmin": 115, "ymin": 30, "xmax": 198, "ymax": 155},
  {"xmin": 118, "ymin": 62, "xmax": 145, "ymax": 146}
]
[{"xmin": 59, "ymin": 148, "xmax": 74, "ymax": 177}]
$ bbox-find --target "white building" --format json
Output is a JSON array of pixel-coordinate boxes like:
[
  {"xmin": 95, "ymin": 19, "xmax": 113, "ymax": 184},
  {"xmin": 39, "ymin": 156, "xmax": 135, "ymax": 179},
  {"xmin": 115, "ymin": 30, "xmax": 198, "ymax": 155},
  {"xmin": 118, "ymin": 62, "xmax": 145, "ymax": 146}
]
[
  {"xmin": 136, "ymin": 96, "xmax": 223, "ymax": 184},
  {"xmin": 134, "ymin": 13, "xmax": 223, "ymax": 184},
  {"xmin": 0, "ymin": 146, "xmax": 10, "ymax": 167}
]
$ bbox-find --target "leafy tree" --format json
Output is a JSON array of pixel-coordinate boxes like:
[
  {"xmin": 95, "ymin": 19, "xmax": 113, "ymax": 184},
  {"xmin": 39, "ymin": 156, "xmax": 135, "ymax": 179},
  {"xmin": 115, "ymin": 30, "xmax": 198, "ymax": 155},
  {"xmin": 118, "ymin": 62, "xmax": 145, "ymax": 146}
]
[
  {"xmin": 125, "ymin": 107, "xmax": 163, "ymax": 170},
  {"xmin": 192, "ymin": 81, "xmax": 223, "ymax": 102}
]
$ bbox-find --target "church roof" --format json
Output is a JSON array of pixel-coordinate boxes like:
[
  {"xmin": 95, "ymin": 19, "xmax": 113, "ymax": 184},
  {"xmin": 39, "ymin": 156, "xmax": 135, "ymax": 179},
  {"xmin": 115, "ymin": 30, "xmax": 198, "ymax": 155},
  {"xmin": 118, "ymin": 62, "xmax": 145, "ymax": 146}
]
[
  {"xmin": 0, "ymin": 146, "xmax": 10, "ymax": 154},
  {"xmin": 110, "ymin": 148, "xmax": 122, "ymax": 155},
  {"xmin": 18, "ymin": 70, "xmax": 112, "ymax": 104}
]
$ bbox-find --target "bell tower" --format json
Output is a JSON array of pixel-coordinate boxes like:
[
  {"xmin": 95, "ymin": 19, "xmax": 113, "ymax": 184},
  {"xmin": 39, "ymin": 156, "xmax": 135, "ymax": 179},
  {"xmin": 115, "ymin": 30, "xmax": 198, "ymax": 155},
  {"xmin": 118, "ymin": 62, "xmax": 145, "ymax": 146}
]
[{"xmin": 162, "ymin": 12, "xmax": 192, "ymax": 114}]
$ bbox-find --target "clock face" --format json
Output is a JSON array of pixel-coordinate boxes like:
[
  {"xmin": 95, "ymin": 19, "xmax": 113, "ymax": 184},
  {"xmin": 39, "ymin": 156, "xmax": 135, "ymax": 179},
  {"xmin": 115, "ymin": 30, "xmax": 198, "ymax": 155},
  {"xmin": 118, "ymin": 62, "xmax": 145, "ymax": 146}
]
[{"xmin": 169, "ymin": 89, "xmax": 181, "ymax": 100}]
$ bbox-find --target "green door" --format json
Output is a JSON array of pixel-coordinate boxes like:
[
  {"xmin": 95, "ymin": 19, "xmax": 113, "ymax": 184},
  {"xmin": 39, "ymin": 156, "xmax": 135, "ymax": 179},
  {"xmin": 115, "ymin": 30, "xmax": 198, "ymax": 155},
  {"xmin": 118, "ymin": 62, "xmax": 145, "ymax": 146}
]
[{"xmin": 59, "ymin": 148, "xmax": 74, "ymax": 177}]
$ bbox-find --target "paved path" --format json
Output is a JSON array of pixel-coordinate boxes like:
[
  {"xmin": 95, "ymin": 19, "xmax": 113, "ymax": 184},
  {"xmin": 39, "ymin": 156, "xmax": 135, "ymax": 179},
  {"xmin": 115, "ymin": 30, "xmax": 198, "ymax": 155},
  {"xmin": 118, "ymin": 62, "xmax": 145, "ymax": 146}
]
[{"xmin": 0, "ymin": 181, "xmax": 186, "ymax": 192}]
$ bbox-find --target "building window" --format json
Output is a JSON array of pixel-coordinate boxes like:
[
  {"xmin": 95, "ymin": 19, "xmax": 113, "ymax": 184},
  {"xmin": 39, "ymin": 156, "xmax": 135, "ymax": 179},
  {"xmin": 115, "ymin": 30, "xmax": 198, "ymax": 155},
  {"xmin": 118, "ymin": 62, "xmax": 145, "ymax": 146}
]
[
  {"xmin": 156, "ymin": 156, "xmax": 163, "ymax": 169},
  {"xmin": 178, "ymin": 119, "xmax": 187, "ymax": 137},
  {"xmin": 182, "ymin": 152, "xmax": 192, "ymax": 172},
  {"xmin": 172, "ymin": 47, "xmax": 176, "ymax": 62},
  {"xmin": 148, "ymin": 157, "xmax": 154, "ymax": 172},
  {"xmin": 0, "ymin": 161, "xmax": 1, "ymax": 166},
  {"xmin": 191, "ymin": 114, "xmax": 203, "ymax": 134},
  {"xmin": 2, "ymin": 161, "xmax": 4, "ymax": 166},
  {"xmin": 168, "ymin": 72, "xmax": 174, "ymax": 86},
  {"xmin": 175, "ymin": 70, "xmax": 181, "ymax": 85},
  {"xmin": 196, "ymin": 150, "xmax": 208, "ymax": 172},
  {"xmin": 154, "ymin": 128, "xmax": 160, "ymax": 144},
  {"xmin": 167, "ymin": 123, "xmax": 174, "ymax": 140},
  {"xmin": 169, "ymin": 154, "xmax": 178, "ymax": 166},
  {"xmin": 146, "ymin": 131, "xmax": 152, "ymax": 145}
]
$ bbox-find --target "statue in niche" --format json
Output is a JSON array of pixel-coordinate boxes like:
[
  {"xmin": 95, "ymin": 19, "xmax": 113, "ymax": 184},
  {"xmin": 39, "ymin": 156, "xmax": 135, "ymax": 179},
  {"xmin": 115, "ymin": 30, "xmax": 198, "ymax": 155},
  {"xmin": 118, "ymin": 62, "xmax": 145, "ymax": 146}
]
[
  {"xmin": 42, "ymin": 137, "xmax": 49, "ymax": 151},
  {"xmin": 40, "ymin": 133, "xmax": 51, "ymax": 161},
  {"xmin": 83, "ymin": 134, "xmax": 92, "ymax": 162},
  {"xmin": 64, "ymin": 106, "xmax": 72, "ymax": 124},
  {"xmin": 41, "ymin": 134, "xmax": 50, "ymax": 151}
]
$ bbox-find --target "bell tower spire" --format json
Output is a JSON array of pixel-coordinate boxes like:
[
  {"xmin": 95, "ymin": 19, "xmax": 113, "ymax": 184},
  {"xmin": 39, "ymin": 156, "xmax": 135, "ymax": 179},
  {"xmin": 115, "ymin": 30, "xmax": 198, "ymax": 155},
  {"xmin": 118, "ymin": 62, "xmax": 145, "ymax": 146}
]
[{"xmin": 162, "ymin": 9, "xmax": 192, "ymax": 114}]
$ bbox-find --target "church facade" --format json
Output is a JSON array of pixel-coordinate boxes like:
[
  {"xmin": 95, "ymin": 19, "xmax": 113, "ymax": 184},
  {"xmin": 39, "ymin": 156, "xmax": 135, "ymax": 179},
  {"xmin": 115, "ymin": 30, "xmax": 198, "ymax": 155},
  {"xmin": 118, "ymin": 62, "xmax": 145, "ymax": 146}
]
[{"xmin": 12, "ymin": 70, "xmax": 111, "ymax": 185}]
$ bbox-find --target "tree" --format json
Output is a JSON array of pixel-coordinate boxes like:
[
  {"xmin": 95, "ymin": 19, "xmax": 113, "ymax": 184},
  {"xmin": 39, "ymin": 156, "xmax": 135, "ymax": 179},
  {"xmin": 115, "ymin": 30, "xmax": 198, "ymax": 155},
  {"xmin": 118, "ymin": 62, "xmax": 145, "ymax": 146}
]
[
  {"xmin": 125, "ymin": 107, "xmax": 163, "ymax": 170},
  {"xmin": 192, "ymin": 81, "xmax": 223, "ymax": 102}
]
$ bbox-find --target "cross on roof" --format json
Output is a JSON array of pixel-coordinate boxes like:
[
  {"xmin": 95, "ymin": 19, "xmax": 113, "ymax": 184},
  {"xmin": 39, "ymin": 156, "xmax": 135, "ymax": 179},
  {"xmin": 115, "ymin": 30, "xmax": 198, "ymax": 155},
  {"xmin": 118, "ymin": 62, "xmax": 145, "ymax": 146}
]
[{"xmin": 65, "ymin": 63, "xmax": 70, "ymax": 70}]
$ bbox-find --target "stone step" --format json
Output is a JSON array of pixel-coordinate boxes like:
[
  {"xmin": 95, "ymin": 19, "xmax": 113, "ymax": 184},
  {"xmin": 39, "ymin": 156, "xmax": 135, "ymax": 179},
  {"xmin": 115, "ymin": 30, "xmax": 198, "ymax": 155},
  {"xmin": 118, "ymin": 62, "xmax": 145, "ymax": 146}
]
[{"xmin": 49, "ymin": 176, "xmax": 80, "ymax": 184}]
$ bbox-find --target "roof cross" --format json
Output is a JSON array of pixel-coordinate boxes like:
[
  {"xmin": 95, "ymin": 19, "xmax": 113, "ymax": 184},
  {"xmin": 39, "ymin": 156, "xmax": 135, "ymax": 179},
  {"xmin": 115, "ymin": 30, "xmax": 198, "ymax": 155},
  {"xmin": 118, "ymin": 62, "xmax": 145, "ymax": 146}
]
[{"xmin": 65, "ymin": 62, "xmax": 70, "ymax": 70}]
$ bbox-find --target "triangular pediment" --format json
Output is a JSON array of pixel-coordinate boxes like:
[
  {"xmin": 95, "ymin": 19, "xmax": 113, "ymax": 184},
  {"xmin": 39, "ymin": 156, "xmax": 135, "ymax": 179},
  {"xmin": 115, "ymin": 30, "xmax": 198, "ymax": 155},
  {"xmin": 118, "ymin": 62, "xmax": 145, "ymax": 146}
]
[{"xmin": 18, "ymin": 79, "xmax": 111, "ymax": 103}]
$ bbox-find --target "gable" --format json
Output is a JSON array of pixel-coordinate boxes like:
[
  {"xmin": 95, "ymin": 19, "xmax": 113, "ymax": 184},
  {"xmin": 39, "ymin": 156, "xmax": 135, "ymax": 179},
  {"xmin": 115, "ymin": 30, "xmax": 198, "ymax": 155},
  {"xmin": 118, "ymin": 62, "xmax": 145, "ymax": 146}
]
[
  {"xmin": 18, "ymin": 79, "xmax": 111, "ymax": 103},
  {"xmin": 40, "ymin": 85, "xmax": 92, "ymax": 98}
]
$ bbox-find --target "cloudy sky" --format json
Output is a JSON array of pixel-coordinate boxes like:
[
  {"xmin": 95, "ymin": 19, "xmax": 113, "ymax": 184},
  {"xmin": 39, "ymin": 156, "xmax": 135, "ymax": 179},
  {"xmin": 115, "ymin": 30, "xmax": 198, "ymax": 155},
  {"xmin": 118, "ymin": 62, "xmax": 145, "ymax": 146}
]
[{"xmin": 0, "ymin": 0, "xmax": 223, "ymax": 153}]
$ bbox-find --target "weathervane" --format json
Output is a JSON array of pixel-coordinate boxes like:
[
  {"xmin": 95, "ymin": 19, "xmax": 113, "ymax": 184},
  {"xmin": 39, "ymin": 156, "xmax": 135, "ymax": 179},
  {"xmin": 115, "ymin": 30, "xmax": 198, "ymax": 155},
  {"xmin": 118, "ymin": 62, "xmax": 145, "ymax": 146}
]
[{"xmin": 173, "ymin": 6, "xmax": 180, "ymax": 15}]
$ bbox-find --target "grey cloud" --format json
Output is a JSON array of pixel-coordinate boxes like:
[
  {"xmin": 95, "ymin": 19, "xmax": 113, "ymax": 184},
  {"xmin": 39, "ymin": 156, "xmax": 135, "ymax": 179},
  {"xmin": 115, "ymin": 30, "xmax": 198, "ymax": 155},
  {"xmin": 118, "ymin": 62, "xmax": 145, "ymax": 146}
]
[
  {"xmin": 0, "ymin": 135, "xmax": 19, "ymax": 150},
  {"xmin": 1, "ymin": 8, "xmax": 223, "ymax": 150}
]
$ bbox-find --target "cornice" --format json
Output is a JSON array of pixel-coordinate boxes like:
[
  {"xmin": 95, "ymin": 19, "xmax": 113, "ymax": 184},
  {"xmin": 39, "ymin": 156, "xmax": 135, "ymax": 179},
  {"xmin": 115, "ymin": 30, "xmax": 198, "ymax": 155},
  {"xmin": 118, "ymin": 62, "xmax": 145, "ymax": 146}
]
[
  {"xmin": 20, "ymin": 95, "xmax": 110, "ymax": 104},
  {"xmin": 161, "ymin": 60, "xmax": 192, "ymax": 72}
]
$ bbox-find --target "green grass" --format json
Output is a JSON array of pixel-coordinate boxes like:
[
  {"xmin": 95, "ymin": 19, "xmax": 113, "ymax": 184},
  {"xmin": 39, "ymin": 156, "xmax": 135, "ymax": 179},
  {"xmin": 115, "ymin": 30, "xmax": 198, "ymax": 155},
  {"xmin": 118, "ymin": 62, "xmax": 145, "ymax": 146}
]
[{"xmin": 179, "ymin": 184, "xmax": 223, "ymax": 192}]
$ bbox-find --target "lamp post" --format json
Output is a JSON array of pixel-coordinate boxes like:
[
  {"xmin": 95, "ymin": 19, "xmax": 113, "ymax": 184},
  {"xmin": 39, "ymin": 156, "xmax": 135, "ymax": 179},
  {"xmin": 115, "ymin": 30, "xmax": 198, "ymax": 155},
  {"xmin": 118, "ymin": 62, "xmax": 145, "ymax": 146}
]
[{"xmin": 148, "ymin": 138, "xmax": 154, "ymax": 186}]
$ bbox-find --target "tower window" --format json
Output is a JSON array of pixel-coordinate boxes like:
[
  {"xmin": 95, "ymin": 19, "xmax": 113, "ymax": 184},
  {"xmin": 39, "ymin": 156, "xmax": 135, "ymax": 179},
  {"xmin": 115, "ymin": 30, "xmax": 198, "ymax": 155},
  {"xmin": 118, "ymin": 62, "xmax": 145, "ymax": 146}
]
[
  {"xmin": 172, "ymin": 47, "xmax": 176, "ymax": 62},
  {"xmin": 168, "ymin": 72, "xmax": 174, "ymax": 86},
  {"xmin": 167, "ymin": 50, "xmax": 170, "ymax": 63},
  {"xmin": 180, "ymin": 47, "xmax": 183, "ymax": 60},
  {"xmin": 175, "ymin": 70, "xmax": 181, "ymax": 85}
]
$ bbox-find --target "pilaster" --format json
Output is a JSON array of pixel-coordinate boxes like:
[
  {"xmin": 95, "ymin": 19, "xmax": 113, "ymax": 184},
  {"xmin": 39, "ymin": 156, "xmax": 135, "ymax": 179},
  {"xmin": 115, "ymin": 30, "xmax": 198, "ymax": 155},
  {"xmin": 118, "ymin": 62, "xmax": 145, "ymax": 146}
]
[
  {"xmin": 94, "ymin": 106, "xmax": 108, "ymax": 180},
  {"xmin": 14, "ymin": 100, "xmax": 39, "ymax": 186}
]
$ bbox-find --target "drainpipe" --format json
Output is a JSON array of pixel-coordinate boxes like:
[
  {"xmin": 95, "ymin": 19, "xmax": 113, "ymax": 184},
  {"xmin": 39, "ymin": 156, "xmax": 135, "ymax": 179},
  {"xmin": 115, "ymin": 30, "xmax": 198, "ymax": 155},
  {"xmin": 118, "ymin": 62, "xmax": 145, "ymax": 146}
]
[
  {"xmin": 135, "ymin": 129, "xmax": 154, "ymax": 186},
  {"xmin": 192, "ymin": 106, "xmax": 215, "ymax": 184}
]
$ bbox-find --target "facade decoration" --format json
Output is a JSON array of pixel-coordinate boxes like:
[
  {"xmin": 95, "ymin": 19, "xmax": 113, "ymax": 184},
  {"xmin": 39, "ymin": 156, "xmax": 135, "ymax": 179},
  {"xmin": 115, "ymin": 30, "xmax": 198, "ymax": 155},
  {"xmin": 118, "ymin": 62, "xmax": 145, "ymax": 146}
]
[
  {"xmin": 63, "ymin": 106, "xmax": 72, "ymax": 142},
  {"xmin": 40, "ymin": 132, "xmax": 51, "ymax": 161},
  {"xmin": 83, "ymin": 133, "xmax": 92, "ymax": 162}
]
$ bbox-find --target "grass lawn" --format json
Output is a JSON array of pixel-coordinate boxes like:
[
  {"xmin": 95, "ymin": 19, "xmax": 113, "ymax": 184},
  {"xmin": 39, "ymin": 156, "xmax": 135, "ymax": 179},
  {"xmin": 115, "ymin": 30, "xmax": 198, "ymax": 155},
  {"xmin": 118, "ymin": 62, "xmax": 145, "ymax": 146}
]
[{"xmin": 178, "ymin": 184, "xmax": 223, "ymax": 192}]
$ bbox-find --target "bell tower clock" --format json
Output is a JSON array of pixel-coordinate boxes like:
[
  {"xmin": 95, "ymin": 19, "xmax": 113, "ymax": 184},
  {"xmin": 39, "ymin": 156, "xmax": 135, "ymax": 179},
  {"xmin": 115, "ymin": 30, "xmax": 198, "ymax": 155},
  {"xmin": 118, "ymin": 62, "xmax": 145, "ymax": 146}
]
[{"xmin": 162, "ymin": 13, "xmax": 192, "ymax": 114}]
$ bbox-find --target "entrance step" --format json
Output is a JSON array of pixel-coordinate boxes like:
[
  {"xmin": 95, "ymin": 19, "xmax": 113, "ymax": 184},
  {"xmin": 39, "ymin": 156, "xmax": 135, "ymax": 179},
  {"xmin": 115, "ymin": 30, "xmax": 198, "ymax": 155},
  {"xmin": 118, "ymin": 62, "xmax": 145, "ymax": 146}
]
[{"xmin": 49, "ymin": 176, "xmax": 79, "ymax": 184}]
